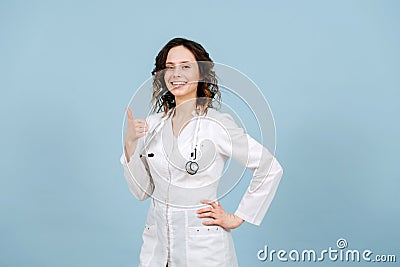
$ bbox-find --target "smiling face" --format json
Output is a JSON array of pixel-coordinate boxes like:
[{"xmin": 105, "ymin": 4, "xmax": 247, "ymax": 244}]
[{"xmin": 164, "ymin": 45, "xmax": 201, "ymax": 102}]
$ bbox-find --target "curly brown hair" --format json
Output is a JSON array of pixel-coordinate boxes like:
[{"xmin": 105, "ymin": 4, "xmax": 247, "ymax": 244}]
[{"xmin": 151, "ymin": 38, "xmax": 220, "ymax": 117}]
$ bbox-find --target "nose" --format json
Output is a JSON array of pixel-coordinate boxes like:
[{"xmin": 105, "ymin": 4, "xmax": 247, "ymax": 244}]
[{"xmin": 173, "ymin": 65, "xmax": 182, "ymax": 77}]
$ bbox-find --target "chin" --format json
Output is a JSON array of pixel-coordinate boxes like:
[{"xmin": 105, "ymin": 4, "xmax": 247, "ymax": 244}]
[{"xmin": 170, "ymin": 88, "xmax": 194, "ymax": 97}]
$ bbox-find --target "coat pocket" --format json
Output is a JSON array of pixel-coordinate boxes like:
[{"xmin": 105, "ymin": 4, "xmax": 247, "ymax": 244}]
[
  {"xmin": 186, "ymin": 225, "xmax": 226, "ymax": 266},
  {"xmin": 139, "ymin": 224, "xmax": 157, "ymax": 266}
]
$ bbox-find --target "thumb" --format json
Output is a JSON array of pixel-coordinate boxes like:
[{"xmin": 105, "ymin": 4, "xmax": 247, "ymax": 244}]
[{"xmin": 126, "ymin": 107, "xmax": 133, "ymax": 120}]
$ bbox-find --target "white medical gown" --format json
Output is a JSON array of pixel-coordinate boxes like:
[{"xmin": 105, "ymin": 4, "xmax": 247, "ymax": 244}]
[{"xmin": 120, "ymin": 107, "xmax": 283, "ymax": 266}]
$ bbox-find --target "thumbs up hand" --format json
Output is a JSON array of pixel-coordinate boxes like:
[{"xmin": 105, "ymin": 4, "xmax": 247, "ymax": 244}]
[{"xmin": 124, "ymin": 107, "xmax": 148, "ymax": 162}]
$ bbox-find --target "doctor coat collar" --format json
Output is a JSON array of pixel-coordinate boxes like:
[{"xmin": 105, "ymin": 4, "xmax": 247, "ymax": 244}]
[{"xmin": 167, "ymin": 106, "xmax": 207, "ymax": 119}]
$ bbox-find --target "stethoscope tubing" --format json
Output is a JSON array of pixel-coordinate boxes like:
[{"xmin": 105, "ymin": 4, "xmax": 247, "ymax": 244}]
[{"xmin": 140, "ymin": 108, "xmax": 204, "ymax": 175}]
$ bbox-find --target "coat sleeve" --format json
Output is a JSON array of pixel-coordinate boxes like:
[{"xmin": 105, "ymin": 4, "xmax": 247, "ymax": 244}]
[
  {"xmin": 216, "ymin": 113, "xmax": 283, "ymax": 226},
  {"xmin": 120, "ymin": 129, "xmax": 154, "ymax": 201}
]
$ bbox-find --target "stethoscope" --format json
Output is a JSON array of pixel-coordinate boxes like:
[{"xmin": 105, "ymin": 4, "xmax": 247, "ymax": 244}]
[{"xmin": 139, "ymin": 108, "xmax": 204, "ymax": 175}]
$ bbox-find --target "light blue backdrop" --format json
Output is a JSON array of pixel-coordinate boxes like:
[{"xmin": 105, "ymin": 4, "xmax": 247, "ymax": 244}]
[{"xmin": 1, "ymin": 0, "xmax": 399, "ymax": 266}]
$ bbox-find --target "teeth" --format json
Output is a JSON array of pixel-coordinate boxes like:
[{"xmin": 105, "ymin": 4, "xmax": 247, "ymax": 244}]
[{"xmin": 172, "ymin": 81, "xmax": 186, "ymax": 85}]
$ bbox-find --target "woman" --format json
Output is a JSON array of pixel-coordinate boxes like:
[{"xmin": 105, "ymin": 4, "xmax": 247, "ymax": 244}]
[{"xmin": 120, "ymin": 37, "xmax": 283, "ymax": 266}]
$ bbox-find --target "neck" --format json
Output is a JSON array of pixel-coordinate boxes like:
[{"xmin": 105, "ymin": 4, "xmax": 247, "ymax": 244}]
[{"xmin": 173, "ymin": 98, "xmax": 197, "ymax": 119}]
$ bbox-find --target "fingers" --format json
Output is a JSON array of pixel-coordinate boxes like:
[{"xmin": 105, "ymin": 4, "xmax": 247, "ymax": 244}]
[
  {"xmin": 198, "ymin": 200, "xmax": 226, "ymax": 227},
  {"xmin": 196, "ymin": 206, "xmax": 213, "ymax": 214},
  {"xmin": 125, "ymin": 107, "xmax": 148, "ymax": 138},
  {"xmin": 198, "ymin": 200, "xmax": 222, "ymax": 221},
  {"xmin": 135, "ymin": 122, "xmax": 148, "ymax": 132},
  {"xmin": 197, "ymin": 204, "xmax": 215, "ymax": 220},
  {"xmin": 202, "ymin": 219, "xmax": 219, "ymax": 226},
  {"xmin": 197, "ymin": 211, "xmax": 215, "ymax": 219},
  {"xmin": 212, "ymin": 201, "xmax": 219, "ymax": 209},
  {"xmin": 200, "ymin": 199, "xmax": 220, "ymax": 209}
]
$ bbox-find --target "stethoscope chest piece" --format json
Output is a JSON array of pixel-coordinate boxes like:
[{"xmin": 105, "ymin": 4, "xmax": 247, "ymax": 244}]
[{"xmin": 185, "ymin": 160, "xmax": 199, "ymax": 175}]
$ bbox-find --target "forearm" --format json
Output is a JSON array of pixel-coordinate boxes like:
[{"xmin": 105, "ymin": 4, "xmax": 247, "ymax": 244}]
[{"xmin": 124, "ymin": 140, "xmax": 137, "ymax": 163}]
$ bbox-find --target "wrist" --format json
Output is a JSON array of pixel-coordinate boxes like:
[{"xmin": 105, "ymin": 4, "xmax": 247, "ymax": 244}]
[
  {"xmin": 124, "ymin": 140, "xmax": 137, "ymax": 162},
  {"xmin": 124, "ymin": 140, "xmax": 137, "ymax": 152},
  {"xmin": 229, "ymin": 214, "xmax": 244, "ymax": 229},
  {"xmin": 234, "ymin": 214, "xmax": 244, "ymax": 224},
  {"xmin": 124, "ymin": 138, "xmax": 137, "ymax": 147}
]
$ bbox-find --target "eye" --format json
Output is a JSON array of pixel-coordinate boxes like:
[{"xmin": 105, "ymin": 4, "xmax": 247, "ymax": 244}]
[
  {"xmin": 166, "ymin": 66, "xmax": 174, "ymax": 70},
  {"xmin": 183, "ymin": 65, "xmax": 191, "ymax": 69}
]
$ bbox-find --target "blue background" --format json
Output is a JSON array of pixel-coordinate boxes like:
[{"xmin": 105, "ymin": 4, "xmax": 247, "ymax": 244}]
[{"xmin": 1, "ymin": 0, "xmax": 399, "ymax": 266}]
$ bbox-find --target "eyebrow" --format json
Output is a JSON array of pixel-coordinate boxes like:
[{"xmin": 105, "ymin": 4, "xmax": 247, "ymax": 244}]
[{"xmin": 165, "ymin": 60, "xmax": 192, "ymax": 65}]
